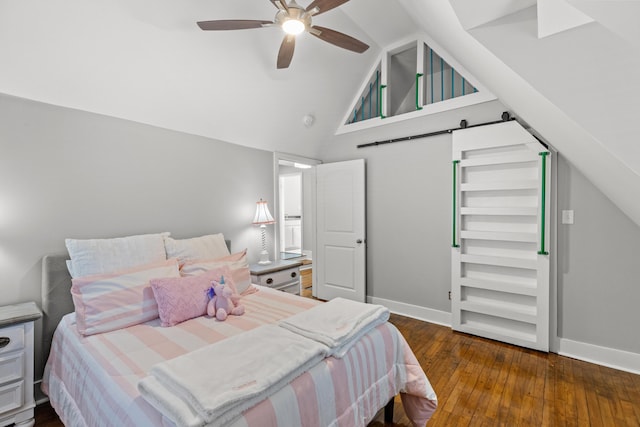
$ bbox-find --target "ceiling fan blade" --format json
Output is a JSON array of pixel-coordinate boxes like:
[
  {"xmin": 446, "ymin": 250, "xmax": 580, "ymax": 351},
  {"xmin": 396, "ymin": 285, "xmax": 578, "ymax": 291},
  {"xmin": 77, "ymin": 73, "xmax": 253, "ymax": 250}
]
[
  {"xmin": 269, "ymin": 0, "xmax": 289, "ymax": 11},
  {"xmin": 306, "ymin": 0, "xmax": 350, "ymax": 15},
  {"xmin": 197, "ymin": 20, "xmax": 273, "ymax": 31},
  {"xmin": 310, "ymin": 25, "xmax": 369, "ymax": 53},
  {"xmin": 277, "ymin": 34, "xmax": 296, "ymax": 69}
]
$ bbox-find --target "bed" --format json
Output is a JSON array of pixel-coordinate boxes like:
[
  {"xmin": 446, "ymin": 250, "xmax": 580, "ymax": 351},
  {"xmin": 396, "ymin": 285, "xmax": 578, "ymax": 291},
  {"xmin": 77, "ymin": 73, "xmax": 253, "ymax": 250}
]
[{"xmin": 40, "ymin": 233, "xmax": 437, "ymax": 427}]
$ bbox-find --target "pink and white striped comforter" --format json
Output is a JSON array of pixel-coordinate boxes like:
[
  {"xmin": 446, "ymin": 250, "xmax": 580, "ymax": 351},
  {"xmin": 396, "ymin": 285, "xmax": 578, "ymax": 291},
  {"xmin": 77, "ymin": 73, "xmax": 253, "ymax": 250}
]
[{"xmin": 42, "ymin": 287, "xmax": 437, "ymax": 427}]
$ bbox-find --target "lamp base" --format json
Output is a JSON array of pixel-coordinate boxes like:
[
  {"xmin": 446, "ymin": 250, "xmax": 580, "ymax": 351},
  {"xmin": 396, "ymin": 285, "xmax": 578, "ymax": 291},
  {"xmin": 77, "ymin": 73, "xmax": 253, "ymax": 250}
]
[{"xmin": 258, "ymin": 250, "xmax": 271, "ymax": 265}]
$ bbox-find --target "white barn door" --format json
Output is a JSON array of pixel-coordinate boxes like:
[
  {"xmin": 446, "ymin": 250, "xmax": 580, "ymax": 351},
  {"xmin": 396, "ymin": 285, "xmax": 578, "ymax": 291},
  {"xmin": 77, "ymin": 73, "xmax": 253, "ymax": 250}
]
[
  {"xmin": 452, "ymin": 121, "xmax": 551, "ymax": 352},
  {"xmin": 315, "ymin": 159, "xmax": 366, "ymax": 302}
]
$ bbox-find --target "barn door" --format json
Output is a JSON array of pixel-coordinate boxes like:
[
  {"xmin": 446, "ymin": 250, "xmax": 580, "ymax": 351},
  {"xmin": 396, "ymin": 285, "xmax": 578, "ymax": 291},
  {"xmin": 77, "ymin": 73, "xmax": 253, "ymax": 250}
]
[{"xmin": 452, "ymin": 121, "xmax": 551, "ymax": 352}]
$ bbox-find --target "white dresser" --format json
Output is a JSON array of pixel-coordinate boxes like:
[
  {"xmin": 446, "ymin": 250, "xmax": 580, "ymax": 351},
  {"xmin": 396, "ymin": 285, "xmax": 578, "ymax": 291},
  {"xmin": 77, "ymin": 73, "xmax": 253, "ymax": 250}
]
[{"xmin": 0, "ymin": 302, "xmax": 41, "ymax": 427}]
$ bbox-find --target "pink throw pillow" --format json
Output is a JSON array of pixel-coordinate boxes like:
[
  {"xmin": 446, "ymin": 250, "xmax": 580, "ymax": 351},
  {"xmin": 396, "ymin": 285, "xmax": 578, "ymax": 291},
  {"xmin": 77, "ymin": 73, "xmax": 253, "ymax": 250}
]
[{"xmin": 150, "ymin": 266, "xmax": 233, "ymax": 327}]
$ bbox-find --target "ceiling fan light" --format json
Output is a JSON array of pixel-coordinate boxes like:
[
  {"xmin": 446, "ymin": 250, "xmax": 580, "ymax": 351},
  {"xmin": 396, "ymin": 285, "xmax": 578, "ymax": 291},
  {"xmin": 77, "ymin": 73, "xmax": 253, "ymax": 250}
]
[{"xmin": 282, "ymin": 19, "xmax": 305, "ymax": 35}]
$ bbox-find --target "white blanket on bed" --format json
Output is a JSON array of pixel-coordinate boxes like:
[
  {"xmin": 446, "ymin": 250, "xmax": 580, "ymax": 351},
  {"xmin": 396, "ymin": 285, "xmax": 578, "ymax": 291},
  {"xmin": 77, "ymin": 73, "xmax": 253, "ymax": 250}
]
[
  {"xmin": 138, "ymin": 324, "xmax": 327, "ymax": 427},
  {"xmin": 279, "ymin": 297, "xmax": 390, "ymax": 358}
]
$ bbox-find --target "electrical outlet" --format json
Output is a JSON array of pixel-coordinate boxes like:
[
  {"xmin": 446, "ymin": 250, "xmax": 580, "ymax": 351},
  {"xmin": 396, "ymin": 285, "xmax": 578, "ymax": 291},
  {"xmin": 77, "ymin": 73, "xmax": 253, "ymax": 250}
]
[{"xmin": 562, "ymin": 210, "xmax": 574, "ymax": 224}]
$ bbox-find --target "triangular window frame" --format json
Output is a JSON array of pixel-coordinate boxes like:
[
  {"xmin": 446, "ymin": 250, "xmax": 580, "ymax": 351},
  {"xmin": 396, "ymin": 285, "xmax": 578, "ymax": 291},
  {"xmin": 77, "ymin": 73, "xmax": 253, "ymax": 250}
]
[{"xmin": 336, "ymin": 33, "xmax": 496, "ymax": 135}]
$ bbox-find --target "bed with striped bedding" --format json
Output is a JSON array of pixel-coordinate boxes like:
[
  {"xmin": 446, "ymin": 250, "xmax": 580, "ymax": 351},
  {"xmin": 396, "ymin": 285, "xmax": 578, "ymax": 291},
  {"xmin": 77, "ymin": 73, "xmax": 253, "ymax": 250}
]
[{"xmin": 42, "ymin": 286, "xmax": 437, "ymax": 426}]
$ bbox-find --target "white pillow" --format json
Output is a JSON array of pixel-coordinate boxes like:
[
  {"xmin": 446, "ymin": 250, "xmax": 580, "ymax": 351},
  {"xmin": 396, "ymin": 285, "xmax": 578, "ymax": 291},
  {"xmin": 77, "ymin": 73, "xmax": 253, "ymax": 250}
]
[
  {"xmin": 164, "ymin": 233, "xmax": 230, "ymax": 264},
  {"xmin": 180, "ymin": 249, "xmax": 251, "ymax": 294},
  {"xmin": 65, "ymin": 232, "xmax": 170, "ymax": 279}
]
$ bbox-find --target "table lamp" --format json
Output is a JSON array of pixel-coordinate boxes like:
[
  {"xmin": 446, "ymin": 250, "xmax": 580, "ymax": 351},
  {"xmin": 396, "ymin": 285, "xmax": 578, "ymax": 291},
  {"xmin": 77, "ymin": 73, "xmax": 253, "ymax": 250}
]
[{"xmin": 252, "ymin": 198, "xmax": 275, "ymax": 265}]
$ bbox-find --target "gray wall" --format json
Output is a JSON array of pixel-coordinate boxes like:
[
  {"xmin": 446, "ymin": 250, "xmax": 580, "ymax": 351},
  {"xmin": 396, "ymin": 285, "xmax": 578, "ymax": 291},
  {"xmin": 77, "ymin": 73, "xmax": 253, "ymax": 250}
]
[
  {"xmin": 5, "ymin": 87, "xmax": 640, "ymax": 386},
  {"xmin": 321, "ymin": 100, "xmax": 640, "ymax": 356},
  {"xmin": 557, "ymin": 156, "xmax": 640, "ymax": 354},
  {"xmin": 0, "ymin": 94, "xmax": 274, "ymax": 378},
  {"xmin": 321, "ymin": 100, "xmax": 507, "ymax": 313}
]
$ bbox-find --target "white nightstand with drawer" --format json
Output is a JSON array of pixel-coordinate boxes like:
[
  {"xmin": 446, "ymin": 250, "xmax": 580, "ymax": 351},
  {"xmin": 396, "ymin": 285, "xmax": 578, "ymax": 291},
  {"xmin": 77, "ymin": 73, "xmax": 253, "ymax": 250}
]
[
  {"xmin": 250, "ymin": 260, "xmax": 302, "ymax": 295},
  {"xmin": 0, "ymin": 303, "xmax": 41, "ymax": 427}
]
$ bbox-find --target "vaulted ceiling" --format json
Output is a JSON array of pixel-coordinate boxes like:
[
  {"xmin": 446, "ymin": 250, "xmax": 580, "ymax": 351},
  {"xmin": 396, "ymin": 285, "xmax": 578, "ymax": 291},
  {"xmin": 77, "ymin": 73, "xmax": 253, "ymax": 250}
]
[
  {"xmin": 2, "ymin": 0, "xmax": 640, "ymax": 225},
  {"xmin": 0, "ymin": 0, "xmax": 420, "ymax": 158}
]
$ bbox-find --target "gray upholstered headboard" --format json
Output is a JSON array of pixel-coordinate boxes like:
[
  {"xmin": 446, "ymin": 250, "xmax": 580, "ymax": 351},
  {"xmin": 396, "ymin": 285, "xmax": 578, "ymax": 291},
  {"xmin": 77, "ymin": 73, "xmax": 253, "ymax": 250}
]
[
  {"xmin": 40, "ymin": 239, "xmax": 231, "ymax": 361},
  {"xmin": 41, "ymin": 253, "xmax": 73, "ymax": 365}
]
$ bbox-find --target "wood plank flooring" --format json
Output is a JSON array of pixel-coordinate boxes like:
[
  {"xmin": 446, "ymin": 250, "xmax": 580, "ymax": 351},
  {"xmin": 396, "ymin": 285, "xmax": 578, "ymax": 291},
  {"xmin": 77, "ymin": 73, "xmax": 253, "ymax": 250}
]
[
  {"xmin": 35, "ymin": 401, "xmax": 63, "ymax": 427},
  {"xmin": 35, "ymin": 313, "xmax": 640, "ymax": 426},
  {"xmin": 369, "ymin": 314, "xmax": 640, "ymax": 426}
]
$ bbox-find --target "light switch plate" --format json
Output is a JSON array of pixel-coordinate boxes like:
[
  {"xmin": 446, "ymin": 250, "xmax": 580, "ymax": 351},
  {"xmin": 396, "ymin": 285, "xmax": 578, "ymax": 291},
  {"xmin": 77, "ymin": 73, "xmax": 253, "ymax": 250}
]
[{"xmin": 562, "ymin": 210, "xmax": 574, "ymax": 224}]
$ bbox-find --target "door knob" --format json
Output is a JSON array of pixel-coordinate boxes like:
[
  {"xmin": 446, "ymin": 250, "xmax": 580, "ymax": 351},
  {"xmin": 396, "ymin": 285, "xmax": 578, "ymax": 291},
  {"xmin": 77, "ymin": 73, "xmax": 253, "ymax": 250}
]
[{"xmin": 356, "ymin": 239, "xmax": 363, "ymax": 244}]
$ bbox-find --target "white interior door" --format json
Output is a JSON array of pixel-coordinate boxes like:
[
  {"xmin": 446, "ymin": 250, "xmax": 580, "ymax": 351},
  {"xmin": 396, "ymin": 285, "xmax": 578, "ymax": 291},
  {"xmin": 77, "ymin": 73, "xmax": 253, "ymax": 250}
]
[
  {"xmin": 315, "ymin": 159, "xmax": 366, "ymax": 302},
  {"xmin": 452, "ymin": 121, "xmax": 551, "ymax": 352}
]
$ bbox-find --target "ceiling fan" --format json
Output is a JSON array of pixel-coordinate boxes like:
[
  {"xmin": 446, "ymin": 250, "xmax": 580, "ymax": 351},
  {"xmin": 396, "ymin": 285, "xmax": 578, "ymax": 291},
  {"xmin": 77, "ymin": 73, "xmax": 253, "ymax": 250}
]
[{"xmin": 197, "ymin": 0, "xmax": 369, "ymax": 69}]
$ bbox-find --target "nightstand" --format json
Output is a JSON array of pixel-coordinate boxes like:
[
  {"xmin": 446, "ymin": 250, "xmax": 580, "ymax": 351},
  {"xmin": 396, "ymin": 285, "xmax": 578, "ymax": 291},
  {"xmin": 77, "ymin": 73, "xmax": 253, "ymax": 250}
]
[
  {"xmin": 300, "ymin": 260, "xmax": 312, "ymax": 298},
  {"xmin": 250, "ymin": 260, "xmax": 302, "ymax": 295},
  {"xmin": 0, "ymin": 302, "xmax": 41, "ymax": 427}
]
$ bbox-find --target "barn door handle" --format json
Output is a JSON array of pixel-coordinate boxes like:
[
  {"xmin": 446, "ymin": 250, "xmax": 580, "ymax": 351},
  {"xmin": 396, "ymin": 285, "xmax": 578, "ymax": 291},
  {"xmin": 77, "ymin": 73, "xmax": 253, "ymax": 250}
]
[
  {"xmin": 538, "ymin": 152, "xmax": 550, "ymax": 255},
  {"xmin": 452, "ymin": 160, "xmax": 460, "ymax": 248}
]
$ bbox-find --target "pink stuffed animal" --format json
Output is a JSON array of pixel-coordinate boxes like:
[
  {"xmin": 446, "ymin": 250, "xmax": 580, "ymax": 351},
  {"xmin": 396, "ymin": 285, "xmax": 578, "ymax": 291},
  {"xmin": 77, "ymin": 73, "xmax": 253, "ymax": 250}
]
[{"xmin": 207, "ymin": 277, "xmax": 245, "ymax": 321}]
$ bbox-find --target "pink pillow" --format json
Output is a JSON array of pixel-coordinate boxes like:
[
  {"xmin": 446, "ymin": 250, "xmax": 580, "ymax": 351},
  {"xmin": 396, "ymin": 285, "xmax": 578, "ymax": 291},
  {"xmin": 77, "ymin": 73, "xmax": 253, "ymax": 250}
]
[
  {"xmin": 180, "ymin": 249, "xmax": 251, "ymax": 294},
  {"xmin": 150, "ymin": 266, "xmax": 233, "ymax": 327},
  {"xmin": 71, "ymin": 259, "xmax": 181, "ymax": 336}
]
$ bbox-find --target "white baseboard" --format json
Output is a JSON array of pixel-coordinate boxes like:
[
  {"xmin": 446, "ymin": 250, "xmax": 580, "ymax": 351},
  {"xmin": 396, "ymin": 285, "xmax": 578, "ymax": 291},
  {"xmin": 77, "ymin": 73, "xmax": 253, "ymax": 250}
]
[
  {"xmin": 36, "ymin": 396, "xmax": 50, "ymax": 405},
  {"xmin": 367, "ymin": 296, "xmax": 452, "ymax": 327},
  {"xmin": 368, "ymin": 295, "xmax": 640, "ymax": 375},
  {"xmin": 558, "ymin": 338, "xmax": 640, "ymax": 375}
]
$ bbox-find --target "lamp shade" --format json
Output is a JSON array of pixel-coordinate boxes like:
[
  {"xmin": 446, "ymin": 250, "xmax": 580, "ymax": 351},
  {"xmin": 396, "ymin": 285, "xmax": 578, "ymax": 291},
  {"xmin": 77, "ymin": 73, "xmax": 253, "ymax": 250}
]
[{"xmin": 252, "ymin": 199, "xmax": 275, "ymax": 225}]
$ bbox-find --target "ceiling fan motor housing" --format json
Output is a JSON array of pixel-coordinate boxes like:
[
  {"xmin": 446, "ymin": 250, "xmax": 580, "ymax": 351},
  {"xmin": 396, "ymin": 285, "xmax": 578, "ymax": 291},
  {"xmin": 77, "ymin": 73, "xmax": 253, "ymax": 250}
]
[{"xmin": 275, "ymin": 4, "xmax": 312, "ymax": 32}]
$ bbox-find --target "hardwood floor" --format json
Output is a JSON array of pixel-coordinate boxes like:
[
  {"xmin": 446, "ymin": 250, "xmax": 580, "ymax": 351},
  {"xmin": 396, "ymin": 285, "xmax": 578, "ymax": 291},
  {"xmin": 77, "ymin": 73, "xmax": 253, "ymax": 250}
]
[
  {"xmin": 35, "ymin": 314, "xmax": 640, "ymax": 426},
  {"xmin": 34, "ymin": 401, "xmax": 64, "ymax": 427},
  {"xmin": 370, "ymin": 314, "xmax": 640, "ymax": 426}
]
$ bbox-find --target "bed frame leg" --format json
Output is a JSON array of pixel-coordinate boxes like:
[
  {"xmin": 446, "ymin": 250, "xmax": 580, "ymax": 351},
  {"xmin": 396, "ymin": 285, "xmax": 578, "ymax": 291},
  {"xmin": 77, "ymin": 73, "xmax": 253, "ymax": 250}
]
[{"xmin": 384, "ymin": 397, "xmax": 394, "ymax": 423}]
